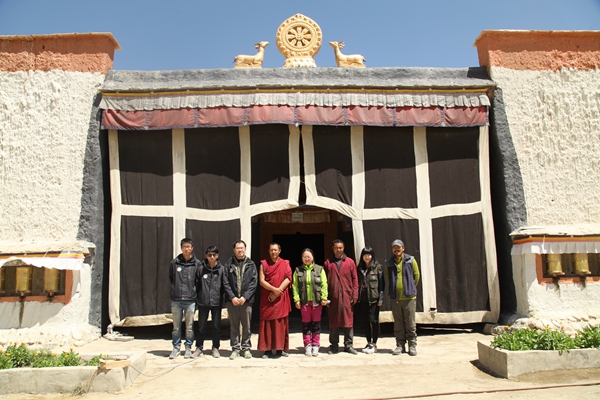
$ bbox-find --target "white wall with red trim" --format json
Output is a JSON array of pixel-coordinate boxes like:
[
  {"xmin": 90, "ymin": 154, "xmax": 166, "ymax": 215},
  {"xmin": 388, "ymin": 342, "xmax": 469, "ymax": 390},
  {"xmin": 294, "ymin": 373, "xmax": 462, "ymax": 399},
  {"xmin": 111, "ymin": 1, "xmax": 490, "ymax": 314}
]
[
  {"xmin": 0, "ymin": 34, "xmax": 118, "ymax": 347},
  {"xmin": 475, "ymin": 31, "xmax": 600, "ymax": 330}
]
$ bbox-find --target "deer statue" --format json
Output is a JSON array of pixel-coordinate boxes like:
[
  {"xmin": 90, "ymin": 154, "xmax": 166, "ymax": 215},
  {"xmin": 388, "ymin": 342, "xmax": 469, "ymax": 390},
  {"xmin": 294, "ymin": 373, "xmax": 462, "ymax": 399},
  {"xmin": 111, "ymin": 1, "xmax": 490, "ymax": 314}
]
[
  {"xmin": 329, "ymin": 41, "xmax": 366, "ymax": 68},
  {"xmin": 233, "ymin": 41, "xmax": 269, "ymax": 68}
]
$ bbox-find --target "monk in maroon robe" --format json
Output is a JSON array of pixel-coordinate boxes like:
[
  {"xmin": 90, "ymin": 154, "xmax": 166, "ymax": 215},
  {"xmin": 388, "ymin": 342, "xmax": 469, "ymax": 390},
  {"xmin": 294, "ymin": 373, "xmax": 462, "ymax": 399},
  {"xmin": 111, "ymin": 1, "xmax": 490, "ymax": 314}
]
[{"xmin": 258, "ymin": 243, "xmax": 292, "ymax": 358}]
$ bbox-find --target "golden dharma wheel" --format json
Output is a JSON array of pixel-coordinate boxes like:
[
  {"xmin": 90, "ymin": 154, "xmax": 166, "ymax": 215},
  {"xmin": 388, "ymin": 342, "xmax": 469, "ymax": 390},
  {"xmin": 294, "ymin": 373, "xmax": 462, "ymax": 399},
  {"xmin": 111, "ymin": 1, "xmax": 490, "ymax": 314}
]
[{"xmin": 276, "ymin": 14, "xmax": 322, "ymax": 67}]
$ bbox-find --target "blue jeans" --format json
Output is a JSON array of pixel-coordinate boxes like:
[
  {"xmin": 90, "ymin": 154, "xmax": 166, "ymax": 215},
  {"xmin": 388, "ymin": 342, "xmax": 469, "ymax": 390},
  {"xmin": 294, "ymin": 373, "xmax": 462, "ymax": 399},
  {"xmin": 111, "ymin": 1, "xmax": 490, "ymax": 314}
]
[{"xmin": 171, "ymin": 300, "xmax": 196, "ymax": 349}]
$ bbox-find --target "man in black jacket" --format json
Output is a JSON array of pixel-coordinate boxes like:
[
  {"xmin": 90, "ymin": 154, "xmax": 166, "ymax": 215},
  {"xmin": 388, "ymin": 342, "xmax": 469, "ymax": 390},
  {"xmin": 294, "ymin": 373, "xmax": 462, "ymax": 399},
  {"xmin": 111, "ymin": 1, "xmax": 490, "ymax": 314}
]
[
  {"xmin": 193, "ymin": 245, "xmax": 229, "ymax": 358},
  {"xmin": 223, "ymin": 240, "xmax": 258, "ymax": 360},
  {"xmin": 169, "ymin": 238, "xmax": 201, "ymax": 359}
]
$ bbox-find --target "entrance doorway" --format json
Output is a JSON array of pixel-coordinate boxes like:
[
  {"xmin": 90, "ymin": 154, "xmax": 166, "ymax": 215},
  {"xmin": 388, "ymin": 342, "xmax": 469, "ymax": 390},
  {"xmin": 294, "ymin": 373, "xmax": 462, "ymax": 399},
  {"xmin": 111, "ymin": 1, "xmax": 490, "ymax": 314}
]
[
  {"xmin": 252, "ymin": 207, "xmax": 352, "ymax": 265},
  {"xmin": 273, "ymin": 233, "xmax": 325, "ymax": 270}
]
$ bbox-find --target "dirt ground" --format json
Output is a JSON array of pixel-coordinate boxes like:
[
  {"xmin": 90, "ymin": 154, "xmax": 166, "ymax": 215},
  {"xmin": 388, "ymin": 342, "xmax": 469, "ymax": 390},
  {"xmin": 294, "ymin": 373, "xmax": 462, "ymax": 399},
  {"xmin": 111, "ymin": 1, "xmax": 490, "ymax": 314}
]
[{"xmin": 4, "ymin": 322, "xmax": 600, "ymax": 400}]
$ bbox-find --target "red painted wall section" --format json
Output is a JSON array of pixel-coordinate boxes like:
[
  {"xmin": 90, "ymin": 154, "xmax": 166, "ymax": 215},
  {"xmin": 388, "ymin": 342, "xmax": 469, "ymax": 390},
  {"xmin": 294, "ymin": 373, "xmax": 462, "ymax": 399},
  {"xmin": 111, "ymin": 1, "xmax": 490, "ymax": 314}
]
[
  {"xmin": 0, "ymin": 33, "xmax": 120, "ymax": 74},
  {"xmin": 474, "ymin": 30, "xmax": 600, "ymax": 73}
]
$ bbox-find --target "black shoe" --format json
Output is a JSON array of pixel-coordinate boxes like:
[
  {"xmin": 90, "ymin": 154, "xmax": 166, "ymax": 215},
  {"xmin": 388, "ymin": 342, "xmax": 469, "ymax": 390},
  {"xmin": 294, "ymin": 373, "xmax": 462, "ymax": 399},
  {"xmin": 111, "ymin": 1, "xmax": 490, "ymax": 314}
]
[
  {"xmin": 344, "ymin": 346, "xmax": 358, "ymax": 355},
  {"xmin": 328, "ymin": 345, "xmax": 339, "ymax": 355}
]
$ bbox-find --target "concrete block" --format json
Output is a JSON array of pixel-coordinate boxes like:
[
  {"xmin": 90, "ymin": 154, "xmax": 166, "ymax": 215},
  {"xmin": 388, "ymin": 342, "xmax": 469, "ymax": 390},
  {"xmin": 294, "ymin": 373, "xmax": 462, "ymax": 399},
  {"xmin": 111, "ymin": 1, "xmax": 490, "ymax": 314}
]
[
  {"xmin": 0, "ymin": 351, "xmax": 145, "ymax": 394},
  {"xmin": 477, "ymin": 341, "xmax": 600, "ymax": 378}
]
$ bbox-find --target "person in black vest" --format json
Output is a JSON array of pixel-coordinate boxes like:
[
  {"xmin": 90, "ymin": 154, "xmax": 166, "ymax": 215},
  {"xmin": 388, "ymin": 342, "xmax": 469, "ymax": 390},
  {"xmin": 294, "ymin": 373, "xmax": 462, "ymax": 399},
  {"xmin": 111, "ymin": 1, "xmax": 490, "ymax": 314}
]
[
  {"xmin": 355, "ymin": 247, "xmax": 384, "ymax": 354},
  {"xmin": 384, "ymin": 239, "xmax": 420, "ymax": 356}
]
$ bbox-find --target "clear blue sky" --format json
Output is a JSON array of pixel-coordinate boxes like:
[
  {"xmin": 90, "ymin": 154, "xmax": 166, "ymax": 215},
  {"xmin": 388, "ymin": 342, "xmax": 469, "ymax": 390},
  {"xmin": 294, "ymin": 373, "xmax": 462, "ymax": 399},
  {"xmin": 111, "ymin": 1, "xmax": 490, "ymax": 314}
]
[{"xmin": 1, "ymin": 0, "xmax": 599, "ymax": 70}]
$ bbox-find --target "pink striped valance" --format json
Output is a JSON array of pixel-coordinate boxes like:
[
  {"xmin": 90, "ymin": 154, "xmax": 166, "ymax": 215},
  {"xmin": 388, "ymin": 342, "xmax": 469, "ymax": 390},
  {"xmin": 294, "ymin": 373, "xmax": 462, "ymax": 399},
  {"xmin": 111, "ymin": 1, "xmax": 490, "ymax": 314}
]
[{"xmin": 102, "ymin": 105, "xmax": 488, "ymax": 130}]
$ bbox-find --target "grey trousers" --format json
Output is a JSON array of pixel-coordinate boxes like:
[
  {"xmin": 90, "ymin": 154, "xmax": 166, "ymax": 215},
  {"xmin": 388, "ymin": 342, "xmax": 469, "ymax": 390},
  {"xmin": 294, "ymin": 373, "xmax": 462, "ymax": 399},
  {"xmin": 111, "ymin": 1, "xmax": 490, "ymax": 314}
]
[
  {"xmin": 391, "ymin": 299, "xmax": 417, "ymax": 346},
  {"xmin": 329, "ymin": 327, "xmax": 354, "ymax": 349},
  {"xmin": 226, "ymin": 302, "xmax": 253, "ymax": 351}
]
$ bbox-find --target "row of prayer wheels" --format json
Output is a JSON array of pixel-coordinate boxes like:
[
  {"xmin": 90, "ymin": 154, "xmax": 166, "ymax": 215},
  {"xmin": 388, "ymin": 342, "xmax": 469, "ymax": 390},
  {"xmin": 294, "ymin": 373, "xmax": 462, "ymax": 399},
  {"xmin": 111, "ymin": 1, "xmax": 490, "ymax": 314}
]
[
  {"xmin": 546, "ymin": 253, "xmax": 591, "ymax": 277},
  {"xmin": 0, "ymin": 266, "xmax": 61, "ymax": 296}
]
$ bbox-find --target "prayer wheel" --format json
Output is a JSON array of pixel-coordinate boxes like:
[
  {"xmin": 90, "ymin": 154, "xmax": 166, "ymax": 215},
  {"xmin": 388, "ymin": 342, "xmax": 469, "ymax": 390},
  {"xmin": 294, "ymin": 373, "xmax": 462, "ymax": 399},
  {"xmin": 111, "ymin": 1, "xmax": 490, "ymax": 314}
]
[
  {"xmin": 574, "ymin": 253, "xmax": 591, "ymax": 275},
  {"xmin": 0, "ymin": 267, "xmax": 5, "ymax": 293},
  {"xmin": 546, "ymin": 254, "xmax": 564, "ymax": 276},
  {"xmin": 16, "ymin": 266, "xmax": 32, "ymax": 294},
  {"xmin": 44, "ymin": 268, "xmax": 60, "ymax": 294}
]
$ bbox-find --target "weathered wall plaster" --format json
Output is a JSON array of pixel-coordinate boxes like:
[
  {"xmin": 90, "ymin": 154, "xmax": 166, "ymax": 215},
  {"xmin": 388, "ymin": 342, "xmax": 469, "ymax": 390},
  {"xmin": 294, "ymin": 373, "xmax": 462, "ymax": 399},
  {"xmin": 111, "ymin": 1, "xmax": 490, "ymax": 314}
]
[
  {"xmin": 475, "ymin": 31, "xmax": 600, "ymax": 327},
  {"xmin": 0, "ymin": 70, "xmax": 106, "ymax": 240},
  {"xmin": 0, "ymin": 33, "xmax": 118, "ymax": 74},
  {"xmin": 489, "ymin": 67, "xmax": 600, "ymax": 226},
  {"xmin": 0, "ymin": 33, "xmax": 118, "ymax": 344},
  {"xmin": 475, "ymin": 30, "xmax": 600, "ymax": 73}
]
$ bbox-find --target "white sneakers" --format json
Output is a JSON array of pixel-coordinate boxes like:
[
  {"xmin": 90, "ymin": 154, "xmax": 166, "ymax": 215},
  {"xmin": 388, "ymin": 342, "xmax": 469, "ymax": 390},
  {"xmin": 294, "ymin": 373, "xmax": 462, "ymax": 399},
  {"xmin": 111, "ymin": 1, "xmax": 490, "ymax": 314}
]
[
  {"xmin": 305, "ymin": 344, "xmax": 320, "ymax": 357},
  {"xmin": 362, "ymin": 343, "xmax": 377, "ymax": 354},
  {"xmin": 305, "ymin": 345, "xmax": 312, "ymax": 356},
  {"xmin": 312, "ymin": 345, "xmax": 319, "ymax": 356}
]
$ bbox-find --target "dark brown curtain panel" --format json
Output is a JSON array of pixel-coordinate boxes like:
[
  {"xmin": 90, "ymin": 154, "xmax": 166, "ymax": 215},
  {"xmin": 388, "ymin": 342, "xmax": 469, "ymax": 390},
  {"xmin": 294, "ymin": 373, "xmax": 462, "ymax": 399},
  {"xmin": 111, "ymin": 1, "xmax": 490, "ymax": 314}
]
[
  {"xmin": 312, "ymin": 125, "xmax": 353, "ymax": 206},
  {"xmin": 119, "ymin": 130, "xmax": 173, "ymax": 206},
  {"xmin": 250, "ymin": 124, "xmax": 291, "ymax": 205},
  {"xmin": 186, "ymin": 127, "xmax": 241, "ymax": 210},
  {"xmin": 119, "ymin": 216, "xmax": 173, "ymax": 318}
]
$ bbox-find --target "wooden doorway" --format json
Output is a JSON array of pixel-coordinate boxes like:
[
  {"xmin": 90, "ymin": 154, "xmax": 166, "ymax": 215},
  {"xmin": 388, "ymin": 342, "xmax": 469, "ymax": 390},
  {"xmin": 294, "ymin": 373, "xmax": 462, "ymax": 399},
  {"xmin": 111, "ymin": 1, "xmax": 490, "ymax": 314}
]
[{"xmin": 253, "ymin": 207, "xmax": 338, "ymax": 267}]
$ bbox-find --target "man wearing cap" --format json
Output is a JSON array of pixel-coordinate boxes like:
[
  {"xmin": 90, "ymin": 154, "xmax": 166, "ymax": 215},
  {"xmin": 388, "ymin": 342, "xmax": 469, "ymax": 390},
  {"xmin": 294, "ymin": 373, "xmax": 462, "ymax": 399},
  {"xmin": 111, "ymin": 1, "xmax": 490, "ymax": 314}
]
[{"xmin": 384, "ymin": 239, "xmax": 420, "ymax": 356}]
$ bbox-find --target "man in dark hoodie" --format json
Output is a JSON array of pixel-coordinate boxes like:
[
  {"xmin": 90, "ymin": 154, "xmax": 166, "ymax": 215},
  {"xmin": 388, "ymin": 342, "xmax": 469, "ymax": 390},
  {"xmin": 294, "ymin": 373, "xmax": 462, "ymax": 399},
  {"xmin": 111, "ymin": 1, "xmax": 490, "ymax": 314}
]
[
  {"xmin": 169, "ymin": 238, "xmax": 201, "ymax": 359},
  {"xmin": 223, "ymin": 240, "xmax": 258, "ymax": 360},
  {"xmin": 384, "ymin": 239, "xmax": 420, "ymax": 356},
  {"xmin": 193, "ymin": 245, "xmax": 228, "ymax": 359}
]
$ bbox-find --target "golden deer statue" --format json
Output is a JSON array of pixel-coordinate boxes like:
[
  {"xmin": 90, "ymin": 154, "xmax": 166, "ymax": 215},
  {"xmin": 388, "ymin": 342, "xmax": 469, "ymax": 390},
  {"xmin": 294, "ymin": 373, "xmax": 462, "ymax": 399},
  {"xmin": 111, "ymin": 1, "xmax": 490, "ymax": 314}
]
[
  {"xmin": 233, "ymin": 41, "xmax": 269, "ymax": 68},
  {"xmin": 329, "ymin": 41, "xmax": 366, "ymax": 68}
]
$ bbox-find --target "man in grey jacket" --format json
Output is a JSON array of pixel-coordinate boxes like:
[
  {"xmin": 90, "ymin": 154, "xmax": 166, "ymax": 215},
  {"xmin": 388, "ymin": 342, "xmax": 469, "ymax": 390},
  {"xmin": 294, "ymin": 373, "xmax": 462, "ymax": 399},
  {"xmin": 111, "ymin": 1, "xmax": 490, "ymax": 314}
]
[{"xmin": 169, "ymin": 238, "xmax": 201, "ymax": 359}]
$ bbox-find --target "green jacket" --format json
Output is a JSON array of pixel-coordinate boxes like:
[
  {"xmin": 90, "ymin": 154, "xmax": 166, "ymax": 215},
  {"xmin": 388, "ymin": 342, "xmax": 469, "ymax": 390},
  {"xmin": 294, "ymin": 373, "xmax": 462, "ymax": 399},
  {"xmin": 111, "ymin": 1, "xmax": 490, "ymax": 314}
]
[{"xmin": 293, "ymin": 263, "xmax": 328, "ymax": 305}]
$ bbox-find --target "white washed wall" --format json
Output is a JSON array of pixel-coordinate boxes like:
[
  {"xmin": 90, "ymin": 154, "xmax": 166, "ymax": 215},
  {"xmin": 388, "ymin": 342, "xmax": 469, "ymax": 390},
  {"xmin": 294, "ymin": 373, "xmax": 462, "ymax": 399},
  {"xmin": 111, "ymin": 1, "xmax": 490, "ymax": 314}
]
[
  {"xmin": 490, "ymin": 67, "xmax": 600, "ymax": 226},
  {"xmin": 0, "ymin": 70, "xmax": 105, "ymax": 241},
  {"xmin": 0, "ymin": 70, "xmax": 104, "ymax": 346}
]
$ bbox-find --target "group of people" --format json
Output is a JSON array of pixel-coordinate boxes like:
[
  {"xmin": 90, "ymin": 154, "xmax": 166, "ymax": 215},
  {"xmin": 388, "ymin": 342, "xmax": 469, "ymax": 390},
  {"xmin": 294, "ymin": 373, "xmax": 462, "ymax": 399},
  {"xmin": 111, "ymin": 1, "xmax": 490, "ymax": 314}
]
[{"xmin": 168, "ymin": 237, "xmax": 420, "ymax": 360}]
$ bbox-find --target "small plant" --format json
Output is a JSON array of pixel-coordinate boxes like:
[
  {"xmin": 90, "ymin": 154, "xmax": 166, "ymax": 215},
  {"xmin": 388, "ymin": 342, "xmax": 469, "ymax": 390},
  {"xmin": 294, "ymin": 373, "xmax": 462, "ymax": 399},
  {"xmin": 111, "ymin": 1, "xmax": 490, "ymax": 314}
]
[
  {"xmin": 30, "ymin": 349, "xmax": 60, "ymax": 368},
  {"xmin": 0, "ymin": 349, "xmax": 14, "ymax": 370},
  {"xmin": 57, "ymin": 349, "xmax": 82, "ymax": 367},
  {"xmin": 0, "ymin": 345, "xmax": 103, "ymax": 369},
  {"xmin": 491, "ymin": 325, "xmax": 600, "ymax": 351},
  {"xmin": 535, "ymin": 327, "xmax": 575, "ymax": 351},
  {"xmin": 574, "ymin": 326, "xmax": 600, "ymax": 349},
  {"xmin": 5, "ymin": 344, "xmax": 34, "ymax": 368},
  {"xmin": 83, "ymin": 355, "xmax": 102, "ymax": 367}
]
